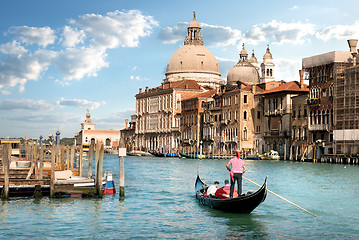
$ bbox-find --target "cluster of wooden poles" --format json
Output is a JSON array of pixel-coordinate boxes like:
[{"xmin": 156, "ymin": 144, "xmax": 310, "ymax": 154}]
[{"xmin": 1, "ymin": 142, "xmax": 105, "ymax": 200}]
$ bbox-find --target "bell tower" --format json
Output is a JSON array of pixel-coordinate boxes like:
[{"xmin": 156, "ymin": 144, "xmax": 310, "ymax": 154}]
[{"xmin": 260, "ymin": 45, "xmax": 275, "ymax": 83}]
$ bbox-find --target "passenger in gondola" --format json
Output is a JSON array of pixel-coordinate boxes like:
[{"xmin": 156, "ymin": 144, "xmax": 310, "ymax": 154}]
[
  {"xmin": 215, "ymin": 180, "xmax": 238, "ymax": 199},
  {"xmin": 226, "ymin": 150, "xmax": 246, "ymax": 198},
  {"xmin": 206, "ymin": 181, "xmax": 219, "ymax": 198}
]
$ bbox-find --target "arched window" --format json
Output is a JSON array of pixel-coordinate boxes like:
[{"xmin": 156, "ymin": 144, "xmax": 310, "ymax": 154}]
[
  {"xmin": 91, "ymin": 138, "xmax": 96, "ymax": 144},
  {"xmin": 331, "ymin": 109, "xmax": 334, "ymax": 126},
  {"xmin": 318, "ymin": 110, "xmax": 321, "ymax": 124},
  {"xmin": 243, "ymin": 110, "xmax": 247, "ymax": 120},
  {"xmin": 243, "ymin": 127, "xmax": 248, "ymax": 140},
  {"xmin": 322, "ymin": 110, "xmax": 325, "ymax": 124},
  {"xmin": 106, "ymin": 138, "xmax": 111, "ymax": 146},
  {"xmin": 270, "ymin": 69, "xmax": 273, "ymax": 77},
  {"xmin": 326, "ymin": 109, "xmax": 329, "ymax": 125}
]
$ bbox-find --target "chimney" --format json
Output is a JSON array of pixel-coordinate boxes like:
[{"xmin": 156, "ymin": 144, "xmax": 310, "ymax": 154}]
[
  {"xmin": 139, "ymin": 88, "xmax": 142, "ymax": 93},
  {"xmin": 347, "ymin": 39, "xmax": 358, "ymax": 66},
  {"xmin": 145, "ymin": 86, "xmax": 149, "ymax": 92},
  {"xmin": 125, "ymin": 119, "xmax": 128, "ymax": 129},
  {"xmin": 299, "ymin": 69, "xmax": 304, "ymax": 88}
]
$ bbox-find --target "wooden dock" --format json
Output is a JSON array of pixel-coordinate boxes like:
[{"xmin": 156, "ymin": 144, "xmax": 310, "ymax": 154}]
[{"xmin": 0, "ymin": 142, "xmax": 104, "ymax": 199}]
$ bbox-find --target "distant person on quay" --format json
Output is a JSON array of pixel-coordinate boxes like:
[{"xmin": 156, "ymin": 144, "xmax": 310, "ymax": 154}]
[{"xmin": 226, "ymin": 150, "xmax": 246, "ymax": 198}]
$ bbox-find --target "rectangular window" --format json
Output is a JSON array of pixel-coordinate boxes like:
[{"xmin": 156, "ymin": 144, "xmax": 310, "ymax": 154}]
[
  {"xmin": 243, "ymin": 95, "xmax": 248, "ymax": 104},
  {"xmin": 257, "ymin": 110, "xmax": 261, "ymax": 119}
]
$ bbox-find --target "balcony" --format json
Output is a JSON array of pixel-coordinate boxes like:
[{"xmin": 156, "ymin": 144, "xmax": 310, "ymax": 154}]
[
  {"xmin": 264, "ymin": 109, "xmax": 284, "ymax": 116},
  {"xmin": 264, "ymin": 130, "xmax": 289, "ymax": 137},
  {"xmin": 309, "ymin": 124, "xmax": 330, "ymax": 132},
  {"xmin": 306, "ymin": 98, "xmax": 320, "ymax": 106}
]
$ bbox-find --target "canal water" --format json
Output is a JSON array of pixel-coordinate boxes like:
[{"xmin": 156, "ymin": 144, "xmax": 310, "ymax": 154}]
[{"xmin": 1, "ymin": 155, "xmax": 359, "ymax": 239}]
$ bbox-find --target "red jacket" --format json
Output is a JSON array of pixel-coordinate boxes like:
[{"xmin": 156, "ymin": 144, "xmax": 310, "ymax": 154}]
[{"xmin": 215, "ymin": 186, "xmax": 238, "ymax": 199}]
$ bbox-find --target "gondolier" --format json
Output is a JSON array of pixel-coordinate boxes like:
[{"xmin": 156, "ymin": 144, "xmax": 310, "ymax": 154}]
[{"xmin": 226, "ymin": 150, "xmax": 246, "ymax": 198}]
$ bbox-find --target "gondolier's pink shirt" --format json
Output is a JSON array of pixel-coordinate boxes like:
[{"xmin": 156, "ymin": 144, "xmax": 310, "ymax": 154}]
[{"xmin": 229, "ymin": 157, "xmax": 245, "ymax": 173}]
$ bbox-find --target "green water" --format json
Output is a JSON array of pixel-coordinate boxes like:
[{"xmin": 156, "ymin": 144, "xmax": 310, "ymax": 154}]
[{"xmin": 1, "ymin": 155, "xmax": 359, "ymax": 239}]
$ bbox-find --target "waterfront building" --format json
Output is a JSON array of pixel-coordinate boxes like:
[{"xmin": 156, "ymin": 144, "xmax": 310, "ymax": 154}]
[
  {"xmin": 134, "ymin": 14, "xmax": 222, "ymax": 152},
  {"xmin": 258, "ymin": 77, "xmax": 308, "ymax": 159},
  {"xmin": 334, "ymin": 40, "xmax": 359, "ymax": 155},
  {"xmin": 181, "ymin": 89, "xmax": 218, "ymax": 153},
  {"xmin": 290, "ymin": 73, "xmax": 309, "ymax": 160},
  {"xmin": 135, "ymin": 79, "xmax": 205, "ymax": 152},
  {"xmin": 121, "ymin": 115, "xmax": 136, "ymax": 152},
  {"xmin": 75, "ymin": 110, "xmax": 121, "ymax": 151},
  {"xmin": 202, "ymin": 93, "xmax": 223, "ymax": 154},
  {"xmin": 302, "ymin": 50, "xmax": 352, "ymax": 159}
]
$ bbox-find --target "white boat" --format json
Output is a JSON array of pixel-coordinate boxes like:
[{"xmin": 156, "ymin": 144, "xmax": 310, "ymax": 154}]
[{"xmin": 260, "ymin": 150, "xmax": 280, "ymax": 160}]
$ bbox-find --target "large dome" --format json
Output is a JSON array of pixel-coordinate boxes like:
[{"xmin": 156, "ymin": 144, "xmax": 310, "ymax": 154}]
[
  {"xmin": 163, "ymin": 13, "xmax": 223, "ymax": 88},
  {"xmin": 166, "ymin": 45, "xmax": 221, "ymax": 76},
  {"xmin": 227, "ymin": 61, "xmax": 260, "ymax": 86}
]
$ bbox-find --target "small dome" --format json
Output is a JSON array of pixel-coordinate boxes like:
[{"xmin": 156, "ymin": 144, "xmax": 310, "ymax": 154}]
[
  {"xmin": 249, "ymin": 50, "xmax": 257, "ymax": 63},
  {"xmin": 227, "ymin": 61, "xmax": 260, "ymax": 86},
  {"xmin": 189, "ymin": 11, "xmax": 200, "ymax": 28},
  {"xmin": 264, "ymin": 45, "xmax": 273, "ymax": 59},
  {"xmin": 240, "ymin": 45, "xmax": 248, "ymax": 56}
]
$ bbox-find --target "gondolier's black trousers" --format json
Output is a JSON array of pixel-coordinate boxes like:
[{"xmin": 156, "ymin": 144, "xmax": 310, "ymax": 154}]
[{"xmin": 230, "ymin": 173, "xmax": 243, "ymax": 198}]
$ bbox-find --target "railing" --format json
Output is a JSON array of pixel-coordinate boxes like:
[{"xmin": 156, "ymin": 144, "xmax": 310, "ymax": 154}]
[
  {"xmin": 308, "ymin": 124, "xmax": 330, "ymax": 131},
  {"xmin": 264, "ymin": 109, "xmax": 284, "ymax": 116}
]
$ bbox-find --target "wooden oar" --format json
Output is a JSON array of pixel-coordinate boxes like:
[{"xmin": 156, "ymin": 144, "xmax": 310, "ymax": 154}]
[{"xmin": 243, "ymin": 176, "xmax": 317, "ymax": 217}]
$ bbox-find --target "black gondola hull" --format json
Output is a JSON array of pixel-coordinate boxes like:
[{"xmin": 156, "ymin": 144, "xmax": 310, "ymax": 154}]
[{"xmin": 195, "ymin": 175, "xmax": 267, "ymax": 213}]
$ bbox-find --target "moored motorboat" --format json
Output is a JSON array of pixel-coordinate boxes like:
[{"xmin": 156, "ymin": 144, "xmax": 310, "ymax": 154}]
[{"xmin": 195, "ymin": 175, "xmax": 267, "ymax": 213}]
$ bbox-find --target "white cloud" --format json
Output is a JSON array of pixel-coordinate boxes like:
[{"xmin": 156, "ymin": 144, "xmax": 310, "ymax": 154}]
[
  {"xmin": 275, "ymin": 58, "xmax": 302, "ymax": 82},
  {"xmin": 201, "ymin": 23, "xmax": 242, "ymax": 47},
  {"xmin": 6, "ymin": 26, "xmax": 55, "ymax": 48},
  {"xmin": 243, "ymin": 20, "xmax": 315, "ymax": 45},
  {"xmin": 0, "ymin": 41, "xmax": 27, "ymax": 57},
  {"xmin": 0, "ymin": 49, "xmax": 57, "ymax": 92},
  {"xmin": 291, "ymin": 5, "xmax": 298, "ymax": 10},
  {"xmin": 61, "ymin": 26, "xmax": 85, "ymax": 47},
  {"xmin": 55, "ymin": 47, "xmax": 108, "ymax": 81},
  {"xmin": 130, "ymin": 75, "xmax": 148, "ymax": 81},
  {"xmin": 158, "ymin": 22, "xmax": 242, "ymax": 47},
  {"xmin": 71, "ymin": 9, "xmax": 158, "ymax": 49},
  {"xmin": 0, "ymin": 10, "xmax": 158, "ymax": 91},
  {"xmin": 158, "ymin": 22, "xmax": 188, "ymax": 44},
  {"xmin": 0, "ymin": 98, "xmax": 54, "ymax": 111},
  {"xmin": 316, "ymin": 20, "xmax": 359, "ymax": 41},
  {"xmin": 56, "ymin": 97, "xmax": 106, "ymax": 109}
]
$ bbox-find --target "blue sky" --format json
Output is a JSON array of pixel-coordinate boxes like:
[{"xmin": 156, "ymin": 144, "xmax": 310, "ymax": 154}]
[{"xmin": 1, "ymin": 0, "xmax": 358, "ymax": 138}]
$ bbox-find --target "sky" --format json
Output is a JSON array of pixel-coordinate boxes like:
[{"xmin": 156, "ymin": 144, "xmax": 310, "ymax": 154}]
[{"xmin": 0, "ymin": 0, "xmax": 359, "ymax": 139}]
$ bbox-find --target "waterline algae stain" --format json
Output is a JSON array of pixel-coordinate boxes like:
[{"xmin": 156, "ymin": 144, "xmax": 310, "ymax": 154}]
[{"xmin": 1, "ymin": 154, "xmax": 359, "ymax": 239}]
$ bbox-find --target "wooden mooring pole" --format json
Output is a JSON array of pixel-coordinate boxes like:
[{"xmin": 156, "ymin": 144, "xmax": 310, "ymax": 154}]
[
  {"xmin": 88, "ymin": 144, "xmax": 94, "ymax": 178},
  {"xmin": 50, "ymin": 144, "xmax": 56, "ymax": 198},
  {"xmin": 96, "ymin": 144, "xmax": 104, "ymax": 197},
  {"xmin": 1, "ymin": 144, "xmax": 11, "ymax": 200},
  {"xmin": 118, "ymin": 139, "xmax": 126, "ymax": 198}
]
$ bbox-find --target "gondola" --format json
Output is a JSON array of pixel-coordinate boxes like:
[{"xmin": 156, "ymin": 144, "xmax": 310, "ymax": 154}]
[
  {"xmin": 149, "ymin": 151, "xmax": 179, "ymax": 157},
  {"xmin": 195, "ymin": 175, "xmax": 267, "ymax": 213}
]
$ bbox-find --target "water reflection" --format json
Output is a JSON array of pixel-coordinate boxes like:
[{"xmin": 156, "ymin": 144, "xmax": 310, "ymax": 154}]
[{"xmin": 207, "ymin": 209, "xmax": 269, "ymax": 239}]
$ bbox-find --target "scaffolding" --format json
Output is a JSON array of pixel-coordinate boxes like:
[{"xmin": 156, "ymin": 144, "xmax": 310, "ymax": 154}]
[{"xmin": 334, "ymin": 65, "xmax": 359, "ymax": 154}]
